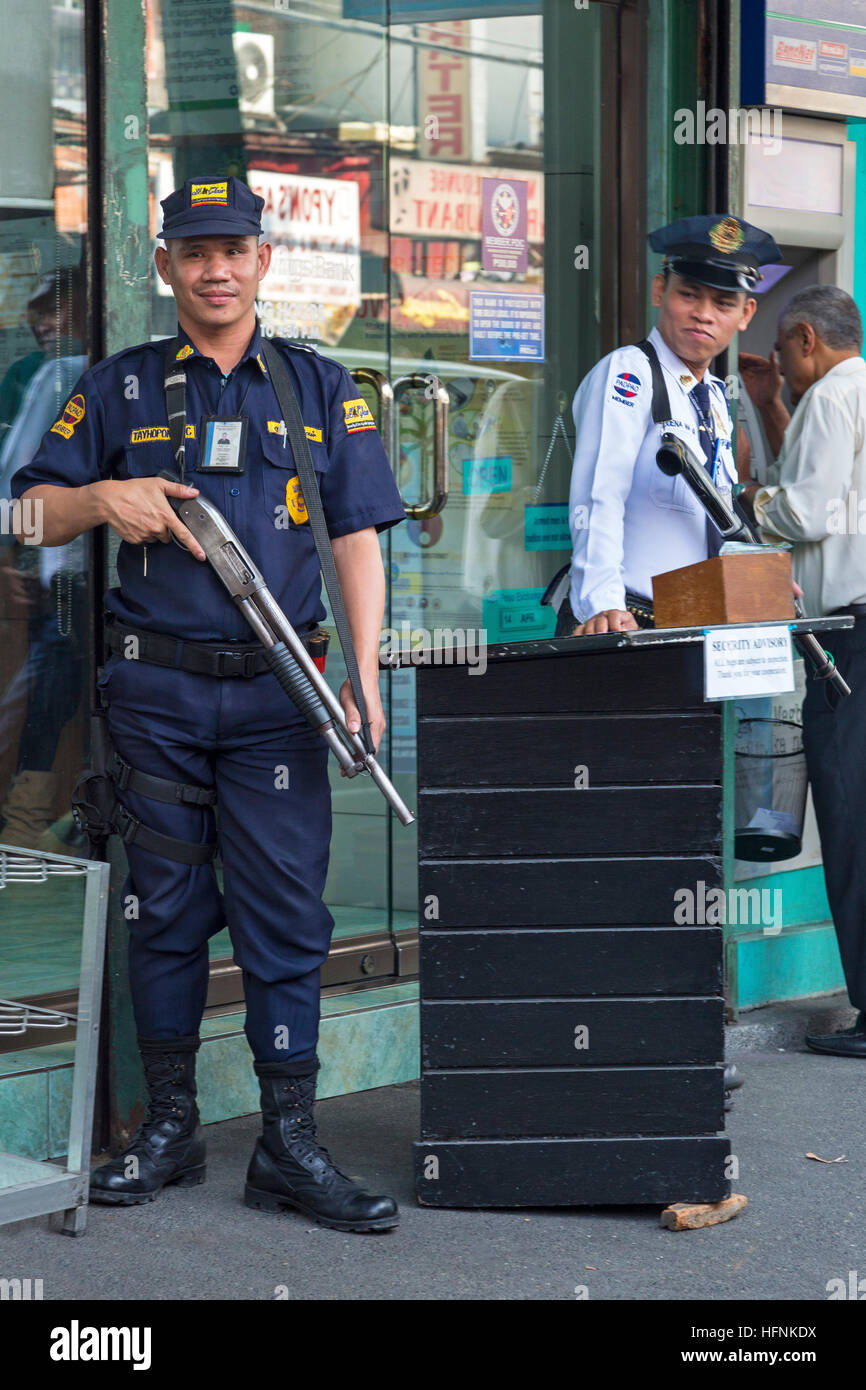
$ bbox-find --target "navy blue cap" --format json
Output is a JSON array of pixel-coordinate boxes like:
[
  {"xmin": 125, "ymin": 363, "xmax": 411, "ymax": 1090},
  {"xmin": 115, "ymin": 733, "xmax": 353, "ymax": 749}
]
[
  {"xmin": 159, "ymin": 176, "xmax": 264, "ymax": 240},
  {"xmin": 648, "ymin": 215, "xmax": 781, "ymax": 292}
]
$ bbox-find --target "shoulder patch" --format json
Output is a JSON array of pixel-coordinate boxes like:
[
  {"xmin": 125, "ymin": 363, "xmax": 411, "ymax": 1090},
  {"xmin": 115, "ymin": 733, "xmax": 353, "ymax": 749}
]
[
  {"xmin": 175, "ymin": 344, "xmax": 194, "ymax": 361},
  {"xmin": 342, "ymin": 397, "xmax": 376, "ymax": 433},
  {"xmin": 50, "ymin": 393, "xmax": 86, "ymax": 439},
  {"xmin": 611, "ymin": 371, "xmax": 642, "ymax": 407}
]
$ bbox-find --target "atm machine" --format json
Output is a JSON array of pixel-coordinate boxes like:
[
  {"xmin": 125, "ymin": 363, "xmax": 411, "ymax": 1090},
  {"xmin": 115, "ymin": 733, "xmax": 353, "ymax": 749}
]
[
  {"xmin": 733, "ymin": 113, "xmax": 857, "ymax": 883},
  {"xmin": 736, "ymin": 113, "xmax": 857, "ymax": 478}
]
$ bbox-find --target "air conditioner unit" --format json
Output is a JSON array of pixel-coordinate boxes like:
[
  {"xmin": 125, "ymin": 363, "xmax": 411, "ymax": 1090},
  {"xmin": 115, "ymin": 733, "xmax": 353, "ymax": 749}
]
[{"xmin": 232, "ymin": 32, "xmax": 275, "ymax": 118}]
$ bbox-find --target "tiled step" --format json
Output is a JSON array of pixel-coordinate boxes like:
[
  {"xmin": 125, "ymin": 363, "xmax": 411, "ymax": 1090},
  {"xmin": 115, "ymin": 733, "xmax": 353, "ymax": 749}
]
[{"xmin": 0, "ymin": 981, "xmax": 420, "ymax": 1161}]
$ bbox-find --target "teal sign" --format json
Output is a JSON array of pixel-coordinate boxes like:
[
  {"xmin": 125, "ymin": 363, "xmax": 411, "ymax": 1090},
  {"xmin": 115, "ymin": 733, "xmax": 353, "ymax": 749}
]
[
  {"xmin": 482, "ymin": 586, "xmax": 556, "ymax": 642},
  {"xmin": 462, "ymin": 456, "xmax": 512, "ymax": 495},
  {"xmin": 524, "ymin": 503, "xmax": 570, "ymax": 551}
]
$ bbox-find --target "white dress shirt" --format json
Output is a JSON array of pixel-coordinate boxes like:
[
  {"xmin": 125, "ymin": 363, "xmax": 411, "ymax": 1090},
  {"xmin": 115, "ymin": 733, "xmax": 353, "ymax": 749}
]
[
  {"xmin": 754, "ymin": 356, "xmax": 866, "ymax": 618},
  {"xmin": 568, "ymin": 324, "xmax": 736, "ymax": 620}
]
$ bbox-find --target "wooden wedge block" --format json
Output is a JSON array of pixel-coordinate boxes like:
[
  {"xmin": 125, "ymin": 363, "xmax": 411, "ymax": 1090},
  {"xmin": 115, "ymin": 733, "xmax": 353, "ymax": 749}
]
[{"xmin": 660, "ymin": 1192, "xmax": 748, "ymax": 1229}]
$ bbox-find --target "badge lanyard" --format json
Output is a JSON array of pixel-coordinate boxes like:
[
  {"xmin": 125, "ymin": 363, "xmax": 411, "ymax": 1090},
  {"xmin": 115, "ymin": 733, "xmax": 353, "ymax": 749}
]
[{"xmin": 164, "ymin": 346, "xmax": 255, "ymax": 481}]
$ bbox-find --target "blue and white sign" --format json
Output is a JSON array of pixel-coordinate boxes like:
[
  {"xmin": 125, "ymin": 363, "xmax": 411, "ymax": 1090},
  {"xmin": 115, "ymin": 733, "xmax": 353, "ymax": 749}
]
[
  {"xmin": 469, "ymin": 291, "xmax": 545, "ymax": 362},
  {"xmin": 742, "ymin": 1, "xmax": 866, "ymax": 115}
]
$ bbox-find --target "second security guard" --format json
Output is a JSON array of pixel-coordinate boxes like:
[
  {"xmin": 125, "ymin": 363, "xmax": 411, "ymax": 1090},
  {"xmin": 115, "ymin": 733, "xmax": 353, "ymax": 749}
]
[
  {"xmin": 559, "ymin": 214, "xmax": 781, "ymax": 635},
  {"xmin": 11, "ymin": 177, "xmax": 406, "ymax": 1232}
]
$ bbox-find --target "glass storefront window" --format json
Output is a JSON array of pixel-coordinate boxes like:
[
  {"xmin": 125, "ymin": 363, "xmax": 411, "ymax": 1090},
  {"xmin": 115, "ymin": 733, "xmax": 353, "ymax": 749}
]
[
  {"xmin": 0, "ymin": 0, "xmax": 91, "ymax": 1052},
  {"xmin": 133, "ymin": 0, "xmax": 631, "ymax": 994}
]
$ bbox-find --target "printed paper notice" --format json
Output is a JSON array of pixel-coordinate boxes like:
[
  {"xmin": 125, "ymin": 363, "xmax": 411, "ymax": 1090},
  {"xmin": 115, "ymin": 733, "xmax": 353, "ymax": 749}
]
[{"xmin": 704, "ymin": 625, "xmax": 795, "ymax": 701}]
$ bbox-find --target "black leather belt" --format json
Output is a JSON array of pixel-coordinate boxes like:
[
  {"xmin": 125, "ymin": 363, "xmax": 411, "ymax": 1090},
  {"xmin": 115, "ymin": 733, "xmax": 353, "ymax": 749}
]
[
  {"xmin": 104, "ymin": 614, "xmax": 326, "ymax": 677},
  {"xmin": 625, "ymin": 590, "xmax": 655, "ymax": 629}
]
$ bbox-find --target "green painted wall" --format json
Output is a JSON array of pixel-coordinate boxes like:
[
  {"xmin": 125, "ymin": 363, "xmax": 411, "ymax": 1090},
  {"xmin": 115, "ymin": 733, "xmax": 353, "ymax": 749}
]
[{"xmin": 848, "ymin": 121, "xmax": 866, "ymax": 353}]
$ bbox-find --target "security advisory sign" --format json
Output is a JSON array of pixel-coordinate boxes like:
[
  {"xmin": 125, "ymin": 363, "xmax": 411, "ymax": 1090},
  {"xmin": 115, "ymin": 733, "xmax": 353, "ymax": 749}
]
[{"xmin": 703, "ymin": 624, "xmax": 795, "ymax": 701}]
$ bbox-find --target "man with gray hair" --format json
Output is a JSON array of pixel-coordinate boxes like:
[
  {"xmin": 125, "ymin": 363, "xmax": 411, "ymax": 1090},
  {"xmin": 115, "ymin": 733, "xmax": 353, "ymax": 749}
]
[{"xmin": 740, "ymin": 284, "xmax": 866, "ymax": 1057}]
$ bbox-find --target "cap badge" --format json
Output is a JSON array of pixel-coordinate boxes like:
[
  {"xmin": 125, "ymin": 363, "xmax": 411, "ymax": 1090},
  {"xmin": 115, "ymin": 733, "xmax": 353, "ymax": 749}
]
[
  {"xmin": 709, "ymin": 217, "xmax": 744, "ymax": 254},
  {"xmin": 190, "ymin": 181, "xmax": 229, "ymax": 207}
]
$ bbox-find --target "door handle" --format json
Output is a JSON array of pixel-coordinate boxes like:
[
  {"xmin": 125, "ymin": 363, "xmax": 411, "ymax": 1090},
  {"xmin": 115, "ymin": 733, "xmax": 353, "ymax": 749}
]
[
  {"xmin": 392, "ymin": 373, "xmax": 450, "ymax": 520},
  {"xmin": 349, "ymin": 368, "xmax": 396, "ymax": 465}
]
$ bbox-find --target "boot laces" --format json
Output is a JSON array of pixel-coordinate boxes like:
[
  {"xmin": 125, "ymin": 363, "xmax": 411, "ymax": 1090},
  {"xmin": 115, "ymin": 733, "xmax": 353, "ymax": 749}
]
[{"xmin": 278, "ymin": 1080, "xmax": 353, "ymax": 1184}]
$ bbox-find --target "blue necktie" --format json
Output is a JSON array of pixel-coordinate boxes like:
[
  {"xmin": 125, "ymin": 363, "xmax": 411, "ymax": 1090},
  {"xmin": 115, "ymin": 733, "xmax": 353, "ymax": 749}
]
[{"xmin": 690, "ymin": 381, "xmax": 723, "ymax": 557}]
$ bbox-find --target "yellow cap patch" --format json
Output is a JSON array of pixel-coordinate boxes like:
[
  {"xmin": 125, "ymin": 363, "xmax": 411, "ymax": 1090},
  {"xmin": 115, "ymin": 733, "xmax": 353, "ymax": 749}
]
[
  {"xmin": 285, "ymin": 475, "xmax": 309, "ymax": 525},
  {"xmin": 342, "ymin": 397, "xmax": 376, "ymax": 433},
  {"xmin": 50, "ymin": 393, "xmax": 86, "ymax": 440},
  {"xmin": 190, "ymin": 181, "xmax": 228, "ymax": 207},
  {"xmin": 175, "ymin": 344, "xmax": 194, "ymax": 361}
]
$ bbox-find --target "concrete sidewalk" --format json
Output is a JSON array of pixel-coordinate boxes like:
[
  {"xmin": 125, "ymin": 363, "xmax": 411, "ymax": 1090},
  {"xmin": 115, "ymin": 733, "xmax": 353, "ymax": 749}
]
[{"xmin": 2, "ymin": 1002, "xmax": 865, "ymax": 1301}]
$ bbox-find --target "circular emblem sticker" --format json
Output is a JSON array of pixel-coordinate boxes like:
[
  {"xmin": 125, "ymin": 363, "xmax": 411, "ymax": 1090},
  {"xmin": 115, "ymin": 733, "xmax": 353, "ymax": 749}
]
[
  {"xmin": 709, "ymin": 217, "xmax": 744, "ymax": 254},
  {"xmin": 491, "ymin": 183, "xmax": 520, "ymax": 238},
  {"xmin": 613, "ymin": 372, "xmax": 642, "ymax": 400}
]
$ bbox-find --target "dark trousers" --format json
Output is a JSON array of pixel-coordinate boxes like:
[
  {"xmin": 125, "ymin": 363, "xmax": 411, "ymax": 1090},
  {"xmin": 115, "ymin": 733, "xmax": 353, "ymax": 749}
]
[
  {"xmin": 802, "ymin": 618, "xmax": 866, "ymax": 1013},
  {"xmin": 99, "ymin": 653, "xmax": 334, "ymax": 1062}
]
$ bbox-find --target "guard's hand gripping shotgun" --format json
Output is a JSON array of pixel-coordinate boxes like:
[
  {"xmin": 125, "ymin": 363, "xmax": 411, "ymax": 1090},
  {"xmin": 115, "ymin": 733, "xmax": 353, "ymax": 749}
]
[
  {"xmin": 160, "ymin": 475, "xmax": 415, "ymax": 825},
  {"xmin": 656, "ymin": 433, "xmax": 851, "ymax": 698}
]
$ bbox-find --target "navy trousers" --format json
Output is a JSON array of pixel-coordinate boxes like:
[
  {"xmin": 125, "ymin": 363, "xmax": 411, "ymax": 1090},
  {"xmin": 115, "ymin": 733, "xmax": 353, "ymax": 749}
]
[
  {"xmin": 802, "ymin": 617, "xmax": 866, "ymax": 1014},
  {"xmin": 99, "ymin": 652, "xmax": 334, "ymax": 1062}
]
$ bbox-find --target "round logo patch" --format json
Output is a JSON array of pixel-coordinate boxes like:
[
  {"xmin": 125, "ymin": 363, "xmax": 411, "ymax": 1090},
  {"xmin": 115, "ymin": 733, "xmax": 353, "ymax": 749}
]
[
  {"xmin": 709, "ymin": 217, "xmax": 744, "ymax": 254},
  {"xmin": 285, "ymin": 475, "xmax": 308, "ymax": 525},
  {"xmin": 490, "ymin": 182, "xmax": 520, "ymax": 238},
  {"xmin": 613, "ymin": 372, "xmax": 642, "ymax": 400}
]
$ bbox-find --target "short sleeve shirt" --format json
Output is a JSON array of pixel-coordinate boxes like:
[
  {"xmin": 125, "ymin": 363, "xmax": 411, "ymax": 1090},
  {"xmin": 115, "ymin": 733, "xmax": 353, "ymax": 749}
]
[{"xmin": 10, "ymin": 321, "xmax": 406, "ymax": 640}]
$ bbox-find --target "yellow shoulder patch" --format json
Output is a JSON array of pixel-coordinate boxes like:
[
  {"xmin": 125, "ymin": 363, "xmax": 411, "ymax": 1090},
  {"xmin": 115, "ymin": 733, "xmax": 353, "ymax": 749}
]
[
  {"xmin": 50, "ymin": 393, "xmax": 85, "ymax": 440},
  {"xmin": 285, "ymin": 475, "xmax": 309, "ymax": 525},
  {"xmin": 342, "ymin": 397, "xmax": 376, "ymax": 433},
  {"xmin": 175, "ymin": 344, "xmax": 194, "ymax": 361}
]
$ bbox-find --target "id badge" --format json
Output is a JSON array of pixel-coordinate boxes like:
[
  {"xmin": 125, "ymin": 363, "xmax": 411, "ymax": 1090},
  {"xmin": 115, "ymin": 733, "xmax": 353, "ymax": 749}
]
[{"xmin": 198, "ymin": 416, "xmax": 248, "ymax": 473}]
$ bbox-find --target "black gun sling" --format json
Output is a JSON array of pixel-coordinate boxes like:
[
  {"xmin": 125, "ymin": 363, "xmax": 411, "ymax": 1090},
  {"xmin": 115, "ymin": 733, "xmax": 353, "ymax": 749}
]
[
  {"xmin": 260, "ymin": 338, "xmax": 374, "ymax": 755},
  {"xmin": 542, "ymin": 339, "xmax": 667, "ymax": 628}
]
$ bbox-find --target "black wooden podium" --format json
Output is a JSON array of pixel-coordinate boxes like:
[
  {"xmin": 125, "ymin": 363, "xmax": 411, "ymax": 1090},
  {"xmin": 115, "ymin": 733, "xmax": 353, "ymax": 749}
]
[
  {"xmin": 405, "ymin": 627, "xmax": 735, "ymax": 1209},
  {"xmin": 411, "ymin": 630, "xmax": 730, "ymax": 1207}
]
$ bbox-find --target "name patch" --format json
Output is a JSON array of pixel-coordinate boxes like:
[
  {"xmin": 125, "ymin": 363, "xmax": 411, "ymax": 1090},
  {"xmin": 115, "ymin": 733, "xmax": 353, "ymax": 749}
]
[
  {"xmin": 266, "ymin": 421, "xmax": 323, "ymax": 443},
  {"xmin": 130, "ymin": 425, "xmax": 195, "ymax": 444}
]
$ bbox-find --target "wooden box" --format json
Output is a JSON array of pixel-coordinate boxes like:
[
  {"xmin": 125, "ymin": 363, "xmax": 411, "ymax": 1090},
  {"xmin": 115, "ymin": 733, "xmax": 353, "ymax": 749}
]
[{"xmin": 652, "ymin": 552, "xmax": 795, "ymax": 629}]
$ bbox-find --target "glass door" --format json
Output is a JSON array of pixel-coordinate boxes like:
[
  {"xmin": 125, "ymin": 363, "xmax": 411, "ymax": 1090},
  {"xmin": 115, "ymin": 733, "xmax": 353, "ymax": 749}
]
[{"xmin": 143, "ymin": 0, "xmax": 639, "ymax": 997}]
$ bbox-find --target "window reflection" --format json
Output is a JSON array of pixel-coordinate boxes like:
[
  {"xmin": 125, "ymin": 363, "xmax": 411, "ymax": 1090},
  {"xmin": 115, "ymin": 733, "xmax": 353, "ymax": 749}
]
[{"xmin": 0, "ymin": 1, "xmax": 90, "ymax": 1042}]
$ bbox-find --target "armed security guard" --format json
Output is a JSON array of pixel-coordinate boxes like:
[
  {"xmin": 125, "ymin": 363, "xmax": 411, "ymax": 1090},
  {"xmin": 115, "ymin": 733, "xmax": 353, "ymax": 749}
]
[
  {"xmin": 11, "ymin": 177, "xmax": 406, "ymax": 1232},
  {"xmin": 559, "ymin": 214, "xmax": 781, "ymax": 635}
]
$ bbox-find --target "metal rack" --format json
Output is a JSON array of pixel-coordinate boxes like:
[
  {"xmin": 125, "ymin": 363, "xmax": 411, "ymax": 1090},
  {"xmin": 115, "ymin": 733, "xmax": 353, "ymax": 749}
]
[{"xmin": 0, "ymin": 845, "xmax": 109, "ymax": 1235}]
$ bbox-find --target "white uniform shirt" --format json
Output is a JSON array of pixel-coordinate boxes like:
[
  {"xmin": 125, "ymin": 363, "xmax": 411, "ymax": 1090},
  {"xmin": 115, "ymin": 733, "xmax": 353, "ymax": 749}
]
[
  {"xmin": 568, "ymin": 325, "xmax": 736, "ymax": 620},
  {"xmin": 754, "ymin": 356, "xmax": 866, "ymax": 618}
]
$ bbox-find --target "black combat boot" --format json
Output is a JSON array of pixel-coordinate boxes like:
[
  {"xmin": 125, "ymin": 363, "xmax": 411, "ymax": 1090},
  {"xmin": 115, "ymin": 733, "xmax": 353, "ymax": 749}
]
[
  {"xmin": 89, "ymin": 1034, "xmax": 206, "ymax": 1205},
  {"xmin": 244, "ymin": 1058, "xmax": 399, "ymax": 1232}
]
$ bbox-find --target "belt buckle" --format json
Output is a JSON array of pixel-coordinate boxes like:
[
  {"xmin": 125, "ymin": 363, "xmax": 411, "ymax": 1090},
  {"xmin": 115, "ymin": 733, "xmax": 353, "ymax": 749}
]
[
  {"xmin": 219, "ymin": 648, "xmax": 258, "ymax": 678},
  {"xmin": 113, "ymin": 805, "xmax": 139, "ymax": 844}
]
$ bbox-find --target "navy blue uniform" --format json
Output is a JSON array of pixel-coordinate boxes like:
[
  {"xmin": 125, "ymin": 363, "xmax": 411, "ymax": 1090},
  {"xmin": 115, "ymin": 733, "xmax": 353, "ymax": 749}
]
[{"xmin": 11, "ymin": 322, "xmax": 405, "ymax": 1062}]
